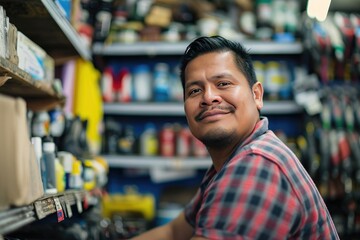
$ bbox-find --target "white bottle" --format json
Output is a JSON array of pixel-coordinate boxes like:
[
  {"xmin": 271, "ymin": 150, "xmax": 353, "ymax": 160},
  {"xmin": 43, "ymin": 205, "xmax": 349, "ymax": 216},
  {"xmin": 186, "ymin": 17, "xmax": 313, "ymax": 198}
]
[
  {"xmin": 31, "ymin": 137, "xmax": 47, "ymax": 191},
  {"xmin": 31, "ymin": 137, "xmax": 42, "ymax": 169},
  {"xmin": 133, "ymin": 64, "xmax": 152, "ymax": 101}
]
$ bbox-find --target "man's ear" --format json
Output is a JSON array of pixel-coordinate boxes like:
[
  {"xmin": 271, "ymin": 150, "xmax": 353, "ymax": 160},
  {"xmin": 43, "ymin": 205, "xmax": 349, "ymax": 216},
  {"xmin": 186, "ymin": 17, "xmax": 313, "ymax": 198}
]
[{"xmin": 252, "ymin": 82, "xmax": 264, "ymax": 110}]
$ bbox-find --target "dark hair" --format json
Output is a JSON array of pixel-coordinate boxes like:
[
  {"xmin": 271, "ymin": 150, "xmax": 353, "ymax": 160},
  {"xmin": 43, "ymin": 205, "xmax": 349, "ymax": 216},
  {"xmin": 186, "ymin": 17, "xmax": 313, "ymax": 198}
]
[{"xmin": 180, "ymin": 36, "xmax": 257, "ymax": 91}]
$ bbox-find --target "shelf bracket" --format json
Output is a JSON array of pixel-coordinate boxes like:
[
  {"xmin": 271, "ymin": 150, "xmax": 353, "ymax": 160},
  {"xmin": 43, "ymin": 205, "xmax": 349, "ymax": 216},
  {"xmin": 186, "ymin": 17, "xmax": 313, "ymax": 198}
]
[{"xmin": 0, "ymin": 76, "xmax": 11, "ymax": 87}]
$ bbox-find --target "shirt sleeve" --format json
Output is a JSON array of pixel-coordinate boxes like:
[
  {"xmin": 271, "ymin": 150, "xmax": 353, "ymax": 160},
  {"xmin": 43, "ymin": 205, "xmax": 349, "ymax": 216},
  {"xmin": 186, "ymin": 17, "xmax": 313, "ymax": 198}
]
[
  {"xmin": 184, "ymin": 187, "xmax": 201, "ymax": 227},
  {"xmin": 184, "ymin": 166, "xmax": 216, "ymax": 227},
  {"xmin": 193, "ymin": 154, "xmax": 302, "ymax": 239}
]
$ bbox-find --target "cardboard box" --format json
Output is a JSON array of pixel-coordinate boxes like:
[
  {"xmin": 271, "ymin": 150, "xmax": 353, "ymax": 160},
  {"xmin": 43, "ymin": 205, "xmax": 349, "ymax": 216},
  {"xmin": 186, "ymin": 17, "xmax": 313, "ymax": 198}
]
[
  {"xmin": 0, "ymin": 6, "xmax": 6, "ymax": 58},
  {"xmin": 0, "ymin": 93, "xmax": 44, "ymax": 210},
  {"xmin": 17, "ymin": 31, "xmax": 54, "ymax": 82}
]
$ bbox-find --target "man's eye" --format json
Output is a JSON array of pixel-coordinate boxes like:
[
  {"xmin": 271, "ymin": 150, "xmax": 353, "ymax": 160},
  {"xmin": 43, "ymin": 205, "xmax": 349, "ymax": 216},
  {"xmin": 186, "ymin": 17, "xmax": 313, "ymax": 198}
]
[
  {"xmin": 189, "ymin": 88, "xmax": 201, "ymax": 96},
  {"xmin": 218, "ymin": 82, "xmax": 230, "ymax": 87}
]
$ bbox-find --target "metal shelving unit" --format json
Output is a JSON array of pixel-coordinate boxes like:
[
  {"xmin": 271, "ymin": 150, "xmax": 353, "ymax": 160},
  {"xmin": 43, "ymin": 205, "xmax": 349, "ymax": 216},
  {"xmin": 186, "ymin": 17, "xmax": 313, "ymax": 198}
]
[
  {"xmin": 0, "ymin": 2, "xmax": 93, "ymax": 237},
  {"xmin": 40, "ymin": 0, "xmax": 91, "ymax": 61},
  {"xmin": 0, "ymin": 190, "xmax": 89, "ymax": 236},
  {"xmin": 104, "ymin": 155, "xmax": 211, "ymax": 170},
  {"xmin": 93, "ymin": 40, "xmax": 303, "ymax": 56}
]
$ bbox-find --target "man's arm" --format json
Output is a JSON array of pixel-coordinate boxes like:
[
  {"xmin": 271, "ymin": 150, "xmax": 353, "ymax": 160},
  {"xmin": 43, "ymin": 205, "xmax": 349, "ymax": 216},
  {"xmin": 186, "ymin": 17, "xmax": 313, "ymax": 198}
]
[{"xmin": 131, "ymin": 211, "xmax": 194, "ymax": 240}]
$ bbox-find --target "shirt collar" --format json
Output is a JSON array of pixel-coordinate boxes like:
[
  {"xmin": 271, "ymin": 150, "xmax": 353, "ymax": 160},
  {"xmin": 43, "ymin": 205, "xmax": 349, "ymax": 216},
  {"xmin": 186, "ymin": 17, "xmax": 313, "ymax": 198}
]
[
  {"xmin": 240, "ymin": 117, "xmax": 269, "ymax": 148},
  {"xmin": 227, "ymin": 116, "xmax": 269, "ymax": 162}
]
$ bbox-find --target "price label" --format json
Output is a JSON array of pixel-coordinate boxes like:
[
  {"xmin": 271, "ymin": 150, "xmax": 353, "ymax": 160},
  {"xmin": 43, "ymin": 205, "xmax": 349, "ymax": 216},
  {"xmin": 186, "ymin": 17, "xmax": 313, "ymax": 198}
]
[
  {"xmin": 75, "ymin": 193, "xmax": 83, "ymax": 214},
  {"xmin": 53, "ymin": 197, "xmax": 65, "ymax": 222},
  {"xmin": 65, "ymin": 196, "xmax": 73, "ymax": 218}
]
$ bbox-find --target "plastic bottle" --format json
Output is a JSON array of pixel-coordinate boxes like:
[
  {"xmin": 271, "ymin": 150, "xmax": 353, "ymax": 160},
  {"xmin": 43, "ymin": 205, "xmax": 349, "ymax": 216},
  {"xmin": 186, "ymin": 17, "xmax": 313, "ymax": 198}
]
[
  {"xmin": 49, "ymin": 107, "xmax": 65, "ymax": 138},
  {"xmin": 101, "ymin": 66, "xmax": 115, "ymax": 102},
  {"xmin": 153, "ymin": 63, "xmax": 170, "ymax": 102},
  {"xmin": 83, "ymin": 159, "xmax": 96, "ymax": 191},
  {"xmin": 265, "ymin": 61, "xmax": 283, "ymax": 100},
  {"xmin": 70, "ymin": 159, "xmax": 83, "ymax": 190},
  {"xmin": 118, "ymin": 68, "xmax": 132, "ymax": 102},
  {"xmin": 140, "ymin": 123, "xmax": 158, "ymax": 156},
  {"xmin": 31, "ymin": 111, "xmax": 50, "ymax": 138},
  {"xmin": 31, "ymin": 137, "xmax": 47, "ymax": 191},
  {"xmin": 169, "ymin": 66, "xmax": 183, "ymax": 102},
  {"xmin": 159, "ymin": 124, "xmax": 175, "ymax": 157},
  {"xmin": 31, "ymin": 137, "xmax": 42, "ymax": 170},
  {"xmin": 58, "ymin": 151, "xmax": 73, "ymax": 190},
  {"xmin": 253, "ymin": 61, "xmax": 265, "ymax": 85},
  {"xmin": 55, "ymin": 158, "xmax": 65, "ymax": 192},
  {"xmin": 133, "ymin": 64, "xmax": 152, "ymax": 101},
  {"xmin": 176, "ymin": 125, "xmax": 191, "ymax": 157},
  {"xmin": 118, "ymin": 125, "xmax": 136, "ymax": 155},
  {"xmin": 43, "ymin": 141, "xmax": 57, "ymax": 194},
  {"xmin": 94, "ymin": 0, "xmax": 113, "ymax": 42}
]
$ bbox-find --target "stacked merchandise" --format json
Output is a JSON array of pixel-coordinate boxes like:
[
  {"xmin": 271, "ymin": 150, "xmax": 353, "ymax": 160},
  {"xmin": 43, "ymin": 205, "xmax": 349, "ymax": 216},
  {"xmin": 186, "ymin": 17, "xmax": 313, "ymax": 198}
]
[
  {"xmin": 0, "ymin": 3, "xmax": 109, "ymax": 239},
  {"xmin": 95, "ymin": 0, "xmax": 301, "ymax": 44},
  {"xmin": 0, "ymin": 3, "xmax": 56, "ymax": 212},
  {"xmin": 0, "ymin": 4, "xmax": 54, "ymax": 83},
  {"xmin": 29, "ymin": 109, "xmax": 109, "ymax": 196},
  {"xmin": 294, "ymin": 12, "xmax": 360, "ymax": 239},
  {"xmin": 0, "ymin": 1, "xmax": 108, "ymax": 208},
  {"xmin": 101, "ymin": 62, "xmax": 184, "ymax": 104},
  {"xmin": 103, "ymin": 119, "xmax": 208, "ymax": 158}
]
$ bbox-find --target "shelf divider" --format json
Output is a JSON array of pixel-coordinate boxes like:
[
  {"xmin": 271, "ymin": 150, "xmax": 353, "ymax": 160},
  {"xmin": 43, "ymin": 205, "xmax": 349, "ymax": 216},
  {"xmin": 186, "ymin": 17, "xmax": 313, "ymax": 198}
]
[
  {"xmin": 93, "ymin": 41, "xmax": 303, "ymax": 56},
  {"xmin": 103, "ymin": 101, "xmax": 303, "ymax": 116}
]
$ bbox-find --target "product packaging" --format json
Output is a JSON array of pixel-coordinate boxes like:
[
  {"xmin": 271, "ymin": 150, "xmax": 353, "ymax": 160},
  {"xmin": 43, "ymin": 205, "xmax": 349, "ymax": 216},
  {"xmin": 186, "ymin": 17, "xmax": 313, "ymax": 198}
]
[{"xmin": 0, "ymin": 94, "xmax": 44, "ymax": 209}]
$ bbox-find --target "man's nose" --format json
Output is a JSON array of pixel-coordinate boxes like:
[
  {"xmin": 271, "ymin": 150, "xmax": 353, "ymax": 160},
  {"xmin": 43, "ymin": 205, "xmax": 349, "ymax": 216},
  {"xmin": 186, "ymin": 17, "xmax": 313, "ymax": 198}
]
[{"xmin": 201, "ymin": 86, "xmax": 222, "ymax": 106}]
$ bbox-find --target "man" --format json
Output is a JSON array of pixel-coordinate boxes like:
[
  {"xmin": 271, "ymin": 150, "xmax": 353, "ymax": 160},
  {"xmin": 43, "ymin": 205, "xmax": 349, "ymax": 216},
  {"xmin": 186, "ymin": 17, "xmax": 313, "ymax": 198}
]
[{"xmin": 132, "ymin": 36, "xmax": 339, "ymax": 239}]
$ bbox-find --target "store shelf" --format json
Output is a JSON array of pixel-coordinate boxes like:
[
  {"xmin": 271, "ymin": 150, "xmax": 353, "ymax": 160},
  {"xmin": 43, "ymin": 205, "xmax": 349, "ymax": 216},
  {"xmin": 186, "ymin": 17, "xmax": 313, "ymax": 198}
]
[
  {"xmin": 103, "ymin": 101, "xmax": 303, "ymax": 116},
  {"xmin": 261, "ymin": 100, "xmax": 304, "ymax": 114},
  {"xmin": 0, "ymin": 190, "xmax": 88, "ymax": 236},
  {"xmin": 104, "ymin": 155, "xmax": 211, "ymax": 170},
  {"xmin": 93, "ymin": 40, "xmax": 303, "ymax": 56},
  {"xmin": 0, "ymin": 205, "xmax": 36, "ymax": 237},
  {"xmin": 0, "ymin": 0, "xmax": 91, "ymax": 62},
  {"xmin": 0, "ymin": 56, "xmax": 65, "ymax": 111},
  {"xmin": 104, "ymin": 102, "xmax": 185, "ymax": 116}
]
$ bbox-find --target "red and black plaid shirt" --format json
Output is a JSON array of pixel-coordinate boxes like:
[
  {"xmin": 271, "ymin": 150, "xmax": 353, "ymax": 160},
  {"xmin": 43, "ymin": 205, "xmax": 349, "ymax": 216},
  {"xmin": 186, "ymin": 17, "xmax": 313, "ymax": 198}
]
[{"xmin": 185, "ymin": 117, "xmax": 339, "ymax": 239}]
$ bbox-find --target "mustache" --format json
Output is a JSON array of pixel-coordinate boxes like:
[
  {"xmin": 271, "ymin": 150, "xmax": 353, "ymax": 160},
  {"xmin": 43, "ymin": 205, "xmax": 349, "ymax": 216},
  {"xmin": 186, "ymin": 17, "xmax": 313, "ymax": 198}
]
[{"xmin": 195, "ymin": 106, "xmax": 235, "ymax": 122}]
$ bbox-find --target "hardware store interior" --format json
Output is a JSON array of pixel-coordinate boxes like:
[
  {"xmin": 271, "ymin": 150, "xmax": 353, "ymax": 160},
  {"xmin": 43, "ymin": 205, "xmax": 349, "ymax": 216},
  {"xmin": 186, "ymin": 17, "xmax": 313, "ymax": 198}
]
[{"xmin": 0, "ymin": 0, "xmax": 360, "ymax": 239}]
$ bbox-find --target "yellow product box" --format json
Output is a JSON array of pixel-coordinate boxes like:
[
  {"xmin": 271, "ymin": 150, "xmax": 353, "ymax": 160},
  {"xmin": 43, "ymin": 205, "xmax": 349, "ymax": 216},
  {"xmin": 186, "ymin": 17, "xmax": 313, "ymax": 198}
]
[{"xmin": 102, "ymin": 187, "xmax": 155, "ymax": 221}]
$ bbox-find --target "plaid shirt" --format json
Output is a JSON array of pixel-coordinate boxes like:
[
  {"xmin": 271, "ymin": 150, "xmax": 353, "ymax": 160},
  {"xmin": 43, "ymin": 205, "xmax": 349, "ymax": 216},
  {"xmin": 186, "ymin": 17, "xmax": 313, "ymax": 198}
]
[{"xmin": 185, "ymin": 117, "xmax": 339, "ymax": 240}]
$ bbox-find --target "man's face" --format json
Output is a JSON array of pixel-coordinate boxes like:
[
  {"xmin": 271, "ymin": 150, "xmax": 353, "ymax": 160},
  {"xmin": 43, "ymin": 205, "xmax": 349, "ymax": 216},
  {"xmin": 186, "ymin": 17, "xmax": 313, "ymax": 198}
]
[{"xmin": 183, "ymin": 51, "xmax": 263, "ymax": 148}]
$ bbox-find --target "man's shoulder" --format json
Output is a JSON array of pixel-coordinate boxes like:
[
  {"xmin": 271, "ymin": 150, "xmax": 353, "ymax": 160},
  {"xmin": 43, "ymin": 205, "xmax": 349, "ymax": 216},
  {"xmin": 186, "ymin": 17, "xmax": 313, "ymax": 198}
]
[{"xmin": 238, "ymin": 129, "xmax": 292, "ymax": 161}]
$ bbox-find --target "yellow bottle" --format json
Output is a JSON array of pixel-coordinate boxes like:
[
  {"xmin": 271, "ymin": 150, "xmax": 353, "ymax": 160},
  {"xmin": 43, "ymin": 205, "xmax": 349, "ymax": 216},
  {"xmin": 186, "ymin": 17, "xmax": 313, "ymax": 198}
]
[{"xmin": 55, "ymin": 158, "xmax": 65, "ymax": 192}]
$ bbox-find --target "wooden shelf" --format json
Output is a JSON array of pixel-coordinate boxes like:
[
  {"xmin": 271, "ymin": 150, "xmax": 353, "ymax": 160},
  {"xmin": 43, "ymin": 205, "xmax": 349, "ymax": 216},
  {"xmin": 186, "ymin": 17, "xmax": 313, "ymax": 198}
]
[
  {"xmin": 0, "ymin": 0, "xmax": 91, "ymax": 62},
  {"xmin": 0, "ymin": 56, "xmax": 65, "ymax": 111}
]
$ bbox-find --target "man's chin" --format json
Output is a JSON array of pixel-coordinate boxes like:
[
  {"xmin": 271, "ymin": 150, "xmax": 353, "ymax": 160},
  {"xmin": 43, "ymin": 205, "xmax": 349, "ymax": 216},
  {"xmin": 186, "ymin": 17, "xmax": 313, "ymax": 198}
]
[{"xmin": 198, "ymin": 129, "xmax": 235, "ymax": 148}]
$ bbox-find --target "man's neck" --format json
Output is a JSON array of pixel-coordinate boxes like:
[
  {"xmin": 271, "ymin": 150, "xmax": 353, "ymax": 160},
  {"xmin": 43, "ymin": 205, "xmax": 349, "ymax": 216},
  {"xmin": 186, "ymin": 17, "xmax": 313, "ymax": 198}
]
[{"xmin": 207, "ymin": 142, "xmax": 239, "ymax": 172}]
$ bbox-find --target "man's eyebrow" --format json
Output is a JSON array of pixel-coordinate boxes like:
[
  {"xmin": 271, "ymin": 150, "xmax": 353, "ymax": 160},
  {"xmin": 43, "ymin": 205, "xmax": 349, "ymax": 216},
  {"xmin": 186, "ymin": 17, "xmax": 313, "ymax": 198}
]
[
  {"xmin": 185, "ymin": 80, "xmax": 202, "ymax": 89},
  {"xmin": 209, "ymin": 73, "xmax": 234, "ymax": 80},
  {"xmin": 185, "ymin": 73, "xmax": 235, "ymax": 88}
]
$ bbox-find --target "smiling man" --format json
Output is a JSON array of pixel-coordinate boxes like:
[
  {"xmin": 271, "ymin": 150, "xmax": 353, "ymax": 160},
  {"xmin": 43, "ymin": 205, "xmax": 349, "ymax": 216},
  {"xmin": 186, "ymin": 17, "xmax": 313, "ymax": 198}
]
[{"xmin": 131, "ymin": 36, "xmax": 339, "ymax": 240}]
